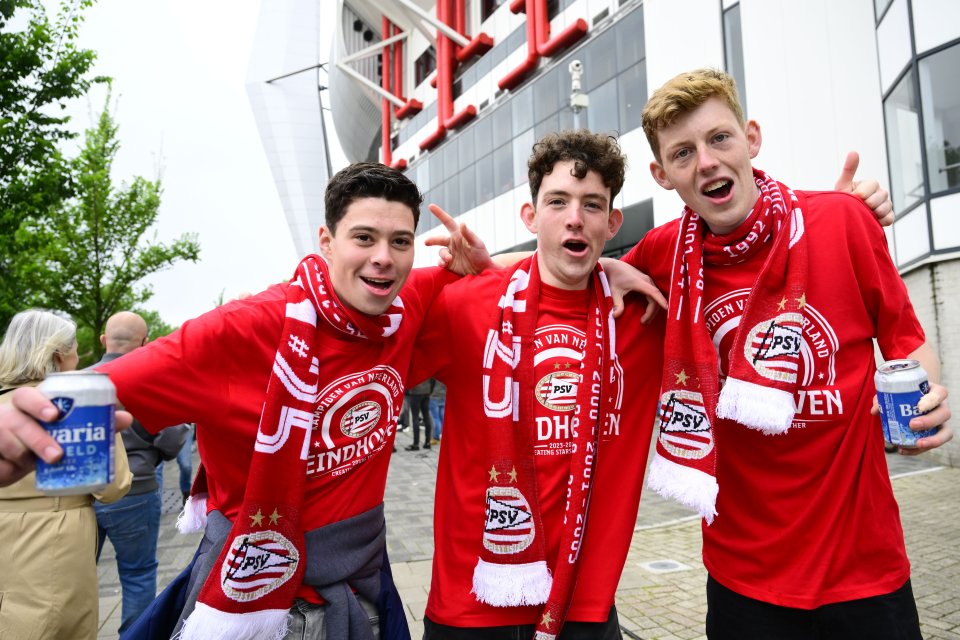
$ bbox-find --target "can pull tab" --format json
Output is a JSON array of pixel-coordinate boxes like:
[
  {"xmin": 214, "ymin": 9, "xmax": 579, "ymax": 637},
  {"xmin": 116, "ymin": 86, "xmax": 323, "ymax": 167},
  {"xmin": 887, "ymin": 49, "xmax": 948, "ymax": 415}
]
[{"xmin": 49, "ymin": 397, "xmax": 75, "ymax": 421}]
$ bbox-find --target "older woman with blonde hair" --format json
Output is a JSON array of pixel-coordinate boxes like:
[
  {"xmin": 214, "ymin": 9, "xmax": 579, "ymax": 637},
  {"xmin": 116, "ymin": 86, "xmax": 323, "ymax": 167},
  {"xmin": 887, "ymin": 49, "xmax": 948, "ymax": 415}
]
[{"xmin": 0, "ymin": 309, "xmax": 131, "ymax": 640}]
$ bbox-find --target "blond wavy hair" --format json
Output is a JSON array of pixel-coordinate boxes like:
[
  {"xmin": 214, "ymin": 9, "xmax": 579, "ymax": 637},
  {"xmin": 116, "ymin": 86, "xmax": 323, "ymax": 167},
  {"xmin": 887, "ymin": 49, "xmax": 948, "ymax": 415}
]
[
  {"xmin": 642, "ymin": 68, "xmax": 745, "ymax": 162},
  {"xmin": 0, "ymin": 309, "xmax": 78, "ymax": 386}
]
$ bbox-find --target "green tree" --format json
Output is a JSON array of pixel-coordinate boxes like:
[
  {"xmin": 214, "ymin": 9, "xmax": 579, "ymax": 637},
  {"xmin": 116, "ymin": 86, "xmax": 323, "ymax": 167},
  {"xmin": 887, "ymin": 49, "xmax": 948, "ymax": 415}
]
[
  {"xmin": 0, "ymin": 0, "xmax": 101, "ymax": 325},
  {"xmin": 21, "ymin": 90, "xmax": 200, "ymax": 360}
]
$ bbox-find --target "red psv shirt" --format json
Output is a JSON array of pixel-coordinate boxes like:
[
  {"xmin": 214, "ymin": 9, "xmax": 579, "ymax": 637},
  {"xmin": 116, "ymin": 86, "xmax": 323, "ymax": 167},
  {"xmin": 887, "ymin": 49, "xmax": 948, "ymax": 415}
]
[
  {"xmin": 410, "ymin": 269, "xmax": 664, "ymax": 627},
  {"xmin": 625, "ymin": 190, "xmax": 925, "ymax": 608},
  {"xmin": 98, "ymin": 267, "xmax": 455, "ymax": 532}
]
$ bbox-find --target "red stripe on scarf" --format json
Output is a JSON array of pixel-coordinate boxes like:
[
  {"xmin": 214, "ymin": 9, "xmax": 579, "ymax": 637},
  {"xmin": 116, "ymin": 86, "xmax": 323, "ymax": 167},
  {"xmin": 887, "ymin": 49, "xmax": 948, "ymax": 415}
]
[
  {"xmin": 647, "ymin": 170, "xmax": 808, "ymax": 524},
  {"xmin": 179, "ymin": 255, "xmax": 403, "ymax": 640},
  {"xmin": 470, "ymin": 254, "xmax": 619, "ymax": 640}
]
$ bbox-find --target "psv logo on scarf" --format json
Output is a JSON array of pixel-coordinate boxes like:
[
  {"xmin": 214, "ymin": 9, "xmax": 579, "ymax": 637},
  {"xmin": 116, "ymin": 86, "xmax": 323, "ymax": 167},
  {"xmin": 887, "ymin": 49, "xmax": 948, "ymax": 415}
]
[
  {"xmin": 483, "ymin": 486, "xmax": 536, "ymax": 554},
  {"xmin": 656, "ymin": 389, "xmax": 714, "ymax": 461},
  {"xmin": 743, "ymin": 313, "xmax": 805, "ymax": 384},
  {"xmin": 220, "ymin": 530, "xmax": 300, "ymax": 602}
]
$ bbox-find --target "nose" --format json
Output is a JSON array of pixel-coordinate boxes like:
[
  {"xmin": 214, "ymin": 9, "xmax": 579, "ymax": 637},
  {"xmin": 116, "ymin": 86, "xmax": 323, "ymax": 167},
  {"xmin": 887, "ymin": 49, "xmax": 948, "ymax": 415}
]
[
  {"xmin": 370, "ymin": 240, "xmax": 394, "ymax": 268},
  {"xmin": 697, "ymin": 144, "xmax": 719, "ymax": 173},
  {"xmin": 564, "ymin": 203, "xmax": 585, "ymax": 229}
]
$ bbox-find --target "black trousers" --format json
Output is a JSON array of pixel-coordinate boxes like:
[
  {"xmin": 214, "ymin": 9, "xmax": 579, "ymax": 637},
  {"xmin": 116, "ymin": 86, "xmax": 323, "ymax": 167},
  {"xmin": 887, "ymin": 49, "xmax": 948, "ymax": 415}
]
[
  {"xmin": 706, "ymin": 575, "xmax": 922, "ymax": 640},
  {"xmin": 408, "ymin": 393, "xmax": 434, "ymax": 446},
  {"xmin": 423, "ymin": 606, "xmax": 622, "ymax": 640}
]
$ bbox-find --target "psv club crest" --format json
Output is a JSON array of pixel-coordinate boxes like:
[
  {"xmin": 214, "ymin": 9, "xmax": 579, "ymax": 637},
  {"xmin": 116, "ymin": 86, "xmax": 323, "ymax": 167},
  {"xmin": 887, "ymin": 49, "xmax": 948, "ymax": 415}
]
[
  {"xmin": 483, "ymin": 486, "xmax": 535, "ymax": 554},
  {"xmin": 220, "ymin": 530, "xmax": 299, "ymax": 602},
  {"xmin": 656, "ymin": 389, "xmax": 714, "ymax": 460},
  {"xmin": 535, "ymin": 370, "xmax": 579, "ymax": 412},
  {"xmin": 743, "ymin": 312, "xmax": 804, "ymax": 384}
]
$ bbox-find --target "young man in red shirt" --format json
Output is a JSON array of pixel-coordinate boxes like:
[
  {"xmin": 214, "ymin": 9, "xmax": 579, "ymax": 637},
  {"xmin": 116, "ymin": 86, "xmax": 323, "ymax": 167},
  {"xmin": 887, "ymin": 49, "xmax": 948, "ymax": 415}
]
[
  {"xmin": 411, "ymin": 130, "xmax": 667, "ymax": 639},
  {"xmin": 626, "ymin": 68, "xmax": 952, "ymax": 639},
  {"xmin": 0, "ymin": 162, "xmax": 488, "ymax": 640}
]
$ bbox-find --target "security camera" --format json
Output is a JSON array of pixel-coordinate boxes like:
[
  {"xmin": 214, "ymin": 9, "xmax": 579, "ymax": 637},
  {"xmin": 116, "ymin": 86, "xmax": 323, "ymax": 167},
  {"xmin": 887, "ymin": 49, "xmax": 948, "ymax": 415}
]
[{"xmin": 569, "ymin": 60, "xmax": 583, "ymax": 74}]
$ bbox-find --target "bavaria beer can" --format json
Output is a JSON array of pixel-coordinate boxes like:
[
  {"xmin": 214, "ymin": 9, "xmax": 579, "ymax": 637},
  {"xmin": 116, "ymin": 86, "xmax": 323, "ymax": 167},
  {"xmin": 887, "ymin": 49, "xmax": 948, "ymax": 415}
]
[
  {"xmin": 875, "ymin": 359, "xmax": 938, "ymax": 448},
  {"xmin": 35, "ymin": 371, "xmax": 117, "ymax": 495}
]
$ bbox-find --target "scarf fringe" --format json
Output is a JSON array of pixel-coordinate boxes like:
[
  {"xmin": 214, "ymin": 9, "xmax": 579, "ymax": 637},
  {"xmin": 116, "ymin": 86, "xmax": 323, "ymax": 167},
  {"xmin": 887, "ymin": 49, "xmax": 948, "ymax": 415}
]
[
  {"xmin": 647, "ymin": 453, "xmax": 719, "ymax": 525},
  {"xmin": 176, "ymin": 603, "xmax": 290, "ymax": 640},
  {"xmin": 717, "ymin": 378, "xmax": 795, "ymax": 434},
  {"xmin": 176, "ymin": 493, "xmax": 208, "ymax": 534},
  {"xmin": 471, "ymin": 558, "xmax": 552, "ymax": 606}
]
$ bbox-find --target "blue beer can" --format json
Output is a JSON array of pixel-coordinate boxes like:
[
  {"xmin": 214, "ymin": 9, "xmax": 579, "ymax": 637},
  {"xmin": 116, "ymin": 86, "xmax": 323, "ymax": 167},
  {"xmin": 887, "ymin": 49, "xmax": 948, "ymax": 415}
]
[
  {"xmin": 875, "ymin": 359, "xmax": 938, "ymax": 448},
  {"xmin": 35, "ymin": 371, "xmax": 116, "ymax": 495}
]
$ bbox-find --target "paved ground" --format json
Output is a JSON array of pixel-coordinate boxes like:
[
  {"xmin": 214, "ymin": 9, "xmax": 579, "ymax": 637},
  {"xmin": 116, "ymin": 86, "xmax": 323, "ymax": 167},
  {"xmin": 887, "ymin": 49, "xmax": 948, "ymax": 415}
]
[{"xmin": 97, "ymin": 430, "xmax": 960, "ymax": 639}]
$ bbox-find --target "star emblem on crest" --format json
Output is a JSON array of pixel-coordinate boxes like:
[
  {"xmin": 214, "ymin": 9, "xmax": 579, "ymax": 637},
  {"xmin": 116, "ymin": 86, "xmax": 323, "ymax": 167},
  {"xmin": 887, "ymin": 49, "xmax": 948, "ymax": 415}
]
[
  {"xmin": 796, "ymin": 293, "xmax": 807, "ymax": 310},
  {"xmin": 541, "ymin": 611, "xmax": 555, "ymax": 628},
  {"xmin": 488, "ymin": 466, "xmax": 500, "ymax": 482},
  {"xmin": 249, "ymin": 509, "xmax": 265, "ymax": 527},
  {"xmin": 675, "ymin": 369, "xmax": 689, "ymax": 386},
  {"xmin": 508, "ymin": 467, "xmax": 518, "ymax": 483},
  {"xmin": 777, "ymin": 297, "xmax": 787, "ymax": 311},
  {"xmin": 269, "ymin": 508, "xmax": 283, "ymax": 525}
]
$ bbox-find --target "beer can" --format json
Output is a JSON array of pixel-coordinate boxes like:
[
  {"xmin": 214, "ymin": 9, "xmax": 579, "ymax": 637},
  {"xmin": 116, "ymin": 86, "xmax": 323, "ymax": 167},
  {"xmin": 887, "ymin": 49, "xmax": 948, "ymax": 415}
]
[
  {"xmin": 35, "ymin": 371, "xmax": 117, "ymax": 495},
  {"xmin": 874, "ymin": 359, "xmax": 938, "ymax": 448}
]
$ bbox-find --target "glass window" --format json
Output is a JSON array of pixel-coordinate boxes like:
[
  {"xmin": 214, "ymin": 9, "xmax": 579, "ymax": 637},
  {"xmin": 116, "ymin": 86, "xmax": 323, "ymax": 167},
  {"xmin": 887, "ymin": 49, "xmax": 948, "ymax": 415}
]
[
  {"xmin": 616, "ymin": 7, "xmax": 645, "ymax": 69},
  {"xmin": 415, "ymin": 47, "xmax": 436, "ymax": 87},
  {"xmin": 481, "ymin": 0, "xmax": 507, "ymax": 22},
  {"xmin": 583, "ymin": 27, "xmax": 618, "ymax": 91},
  {"xmin": 415, "ymin": 158, "xmax": 430, "ymax": 193},
  {"xmin": 443, "ymin": 173, "xmax": 461, "ymax": 218},
  {"xmin": 534, "ymin": 67, "xmax": 561, "ymax": 124},
  {"xmin": 587, "ymin": 77, "xmax": 619, "ymax": 134},
  {"xmin": 512, "ymin": 88, "xmax": 534, "ymax": 135},
  {"xmin": 919, "ymin": 43, "xmax": 960, "ymax": 194},
  {"xmin": 492, "ymin": 100, "xmax": 513, "ymax": 149},
  {"xmin": 430, "ymin": 147, "xmax": 446, "ymax": 185},
  {"xmin": 535, "ymin": 112, "xmax": 560, "ymax": 140},
  {"xmin": 618, "ymin": 60, "xmax": 646, "ymax": 134},
  {"xmin": 558, "ymin": 107, "xmax": 575, "ymax": 132},
  {"xmin": 445, "ymin": 135, "xmax": 460, "ymax": 179},
  {"xmin": 458, "ymin": 125, "xmax": 474, "ymax": 173},
  {"xmin": 460, "ymin": 166, "xmax": 478, "ymax": 213},
  {"xmin": 723, "ymin": 3, "xmax": 748, "ymax": 116},
  {"xmin": 474, "ymin": 114, "xmax": 493, "ymax": 159},
  {"xmin": 513, "ymin": 127, "xmax": 535, "ymax": 188},
  {"xmin": 874, "ymin": 0, "xmax": 893, "ymax": 22},
  {"xmin": 494, "ymin": 142, "xmax": 514, "ymax": 196},
  {"xmin": 884, "ymin": 70, "xmax": 925, "ymax": 212},
  {"xmin": 476, "ymin": 153, "xmax": 495, "ymax": 206}
]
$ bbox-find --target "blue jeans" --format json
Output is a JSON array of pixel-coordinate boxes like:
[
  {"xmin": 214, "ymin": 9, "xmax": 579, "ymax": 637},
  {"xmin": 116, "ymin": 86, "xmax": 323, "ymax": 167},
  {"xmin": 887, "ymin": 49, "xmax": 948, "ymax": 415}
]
[
  {"xmin": 429, "ymin": 398, "xmax": 445, "ymax": 439},
  {"xmin": 96, "ymin": 490, "xmax": 162, "ymax": 634}
]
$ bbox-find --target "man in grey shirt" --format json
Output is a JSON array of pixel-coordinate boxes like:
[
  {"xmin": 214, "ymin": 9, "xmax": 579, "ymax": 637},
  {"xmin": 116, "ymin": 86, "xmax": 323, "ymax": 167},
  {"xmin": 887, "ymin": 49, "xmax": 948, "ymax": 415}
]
[{"xmin": 94, "ymin": 311, "xmax": 190, "ymax": 634}]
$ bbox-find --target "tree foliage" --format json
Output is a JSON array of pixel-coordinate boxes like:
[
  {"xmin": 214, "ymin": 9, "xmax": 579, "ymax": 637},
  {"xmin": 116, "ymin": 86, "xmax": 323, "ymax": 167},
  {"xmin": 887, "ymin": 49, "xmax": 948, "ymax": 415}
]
[
  {"xmin": 21, "ymin": 90, "xmax": 200, "ymax": 360},
  {"xmin": 0, "ymin": 0, "xmax": 101, "ymax": 323}
]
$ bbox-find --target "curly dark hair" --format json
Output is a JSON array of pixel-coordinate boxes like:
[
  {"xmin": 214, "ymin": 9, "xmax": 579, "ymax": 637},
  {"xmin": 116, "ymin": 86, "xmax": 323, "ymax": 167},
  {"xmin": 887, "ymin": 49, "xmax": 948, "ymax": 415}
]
[
  {"xmin": 527, "ymin": 130, "xmax": 626, "ymax": 208},
  {"xmin": 324, "ymin": 162, "xmax": 422, "ymax": 233}
]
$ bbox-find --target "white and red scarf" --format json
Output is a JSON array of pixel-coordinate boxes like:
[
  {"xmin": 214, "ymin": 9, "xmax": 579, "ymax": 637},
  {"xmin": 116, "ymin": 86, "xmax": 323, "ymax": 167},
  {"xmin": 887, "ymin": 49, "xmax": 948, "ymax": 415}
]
[
  {"xmin": 179, "ymin": 254, "xmax": 403, "ymax": 640},
  {"xmin": 647, "ymin": 170, "xmax": 807, "ymax": 523},
  {"xmin": 471, "ymin": 255, "xmax": 618, "ymax": 640}
]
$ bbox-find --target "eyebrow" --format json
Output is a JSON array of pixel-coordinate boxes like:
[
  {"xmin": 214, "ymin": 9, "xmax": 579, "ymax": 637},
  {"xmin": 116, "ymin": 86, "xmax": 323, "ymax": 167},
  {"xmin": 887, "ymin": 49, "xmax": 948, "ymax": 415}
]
[
  {"xmin": 541, "ymin": 189, "xmax": 609, "ymax": 205},
  {"xmin": 346, "ymin": 224, "xmax": 414, "ymax": 239}
]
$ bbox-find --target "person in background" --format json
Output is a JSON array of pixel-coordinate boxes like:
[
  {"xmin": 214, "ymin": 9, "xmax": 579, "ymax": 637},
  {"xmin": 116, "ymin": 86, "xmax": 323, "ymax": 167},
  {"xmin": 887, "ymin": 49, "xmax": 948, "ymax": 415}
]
[
  {"xmin": 429, "ymin": 378, "xmax": 445, "ymax": 445},
  {"xmin": 0, "ymin": 309, "xmax": 131, "ymax": 639},
  {"xmin": 94, "ymin": 311, "xmax": 190, "ymax": 635},
  {"xmin": 404, "ymin": 378, "xmax": 435, "ymax": 451}
]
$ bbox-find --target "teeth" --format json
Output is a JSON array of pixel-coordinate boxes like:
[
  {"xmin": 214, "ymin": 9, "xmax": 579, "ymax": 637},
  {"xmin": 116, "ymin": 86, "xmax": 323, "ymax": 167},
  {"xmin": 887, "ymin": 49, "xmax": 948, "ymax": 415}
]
[{"xmin": 704, "ymin": 179, "xmax": 730, "ymax": 193}]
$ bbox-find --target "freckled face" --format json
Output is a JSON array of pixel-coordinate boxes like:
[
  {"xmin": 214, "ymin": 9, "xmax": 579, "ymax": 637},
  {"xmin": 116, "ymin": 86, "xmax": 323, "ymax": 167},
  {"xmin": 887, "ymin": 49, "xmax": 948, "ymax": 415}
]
[
  {"xmin": 318, "ymin": 197, "xmax": 416, "ymax": 316},
  {"xmin": 650, "ymin": 96, "xmax": 762, "ymax": 235}
]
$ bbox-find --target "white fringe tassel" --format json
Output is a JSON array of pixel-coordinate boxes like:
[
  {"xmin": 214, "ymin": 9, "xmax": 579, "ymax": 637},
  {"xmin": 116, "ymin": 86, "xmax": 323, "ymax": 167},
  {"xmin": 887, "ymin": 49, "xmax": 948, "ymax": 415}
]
[
  {"xmin": 647, "ymin": 453, "xmax": 719, "ymax": 525},
  {"xmin": 176, "ymin": 493, "xmax": 208, "ymax": 534},
  {"xmin": 176, "ymin": 603, "xmax": 290, "ymax": 640},
  {"xmin": 717, "ymin": 377, "xmax": 795, "ymax": 434},
  {"xmin": 472, "ymin": 558, "xmax": 552, "ymax": 606}
]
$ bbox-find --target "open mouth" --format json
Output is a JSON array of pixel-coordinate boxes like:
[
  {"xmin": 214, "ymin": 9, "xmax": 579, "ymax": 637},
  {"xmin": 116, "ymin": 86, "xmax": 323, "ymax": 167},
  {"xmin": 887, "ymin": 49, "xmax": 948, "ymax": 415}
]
[
  {"xmin": 563, "ymin": 240, "xmax": 589, "ymax": 254},
  {"xmin": 702, "ymin": 179, "xmax": 733, "ymax": 200},
  {"xmin": 360, "ymin": 276, "xmax": 393, "ymax": 291}
]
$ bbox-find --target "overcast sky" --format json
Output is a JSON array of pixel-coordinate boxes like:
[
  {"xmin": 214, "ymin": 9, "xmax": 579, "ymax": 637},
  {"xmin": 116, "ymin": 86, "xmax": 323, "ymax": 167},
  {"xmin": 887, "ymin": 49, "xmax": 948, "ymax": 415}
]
[{"xmin": 64, "ymin": 0, "xmax": 314, "ymax": 326}]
